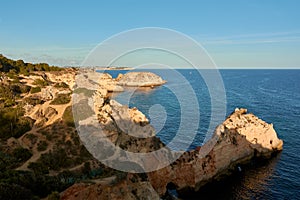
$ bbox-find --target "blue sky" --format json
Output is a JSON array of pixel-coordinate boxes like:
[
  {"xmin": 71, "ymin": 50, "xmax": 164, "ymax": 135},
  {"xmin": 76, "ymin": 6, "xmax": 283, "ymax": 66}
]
[{"xmin": 0, "ymin": 0, "xmax": 300, "ymax": 68}]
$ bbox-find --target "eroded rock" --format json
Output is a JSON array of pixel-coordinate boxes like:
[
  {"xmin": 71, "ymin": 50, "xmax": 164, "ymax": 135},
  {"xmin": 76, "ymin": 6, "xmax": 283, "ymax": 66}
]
[
  {"xmin": 71, "ymin": 70, "xmax": 283, "ymax": 199},
  {"xmin": 117, "ymin": 72, "xmax": 166, "ymax": 87},
  {"xmin": 147, "ymin": 108, "xmax": 283, "ymax": 196}
]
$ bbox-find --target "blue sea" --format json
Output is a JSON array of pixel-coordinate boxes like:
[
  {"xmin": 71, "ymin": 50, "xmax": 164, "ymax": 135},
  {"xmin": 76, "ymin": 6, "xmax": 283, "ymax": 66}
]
[{"xmin": 105, "ymin": 69, "xmax": 300, "ymax": 199}]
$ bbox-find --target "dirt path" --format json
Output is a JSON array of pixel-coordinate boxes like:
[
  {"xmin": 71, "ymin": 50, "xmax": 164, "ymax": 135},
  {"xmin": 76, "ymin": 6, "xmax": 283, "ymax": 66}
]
[
  {"xmin": 16, "ymin": 127, "xmax": 55, "ymax": 171},
  {"xmin": 90, "ymin": 176, "xmax": 116, "ymax": 185},
  {"xmin": 16, "ymin": 101, "xmax": 71, "ymax": 171},
  {"xmin": 14, "ymin": 72, "xmax": 75, "ymax": 171}
]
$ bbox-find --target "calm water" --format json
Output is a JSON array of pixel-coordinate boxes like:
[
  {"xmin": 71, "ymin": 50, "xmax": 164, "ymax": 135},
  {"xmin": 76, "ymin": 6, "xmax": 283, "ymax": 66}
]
[{"xmin": 106, "ymin": 69, "xmax": 300, "ymax": 199}]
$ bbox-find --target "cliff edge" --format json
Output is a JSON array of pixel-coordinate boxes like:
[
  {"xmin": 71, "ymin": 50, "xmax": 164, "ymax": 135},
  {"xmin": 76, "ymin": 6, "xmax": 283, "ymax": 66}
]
[
  {"xmin": 148, "ymin": 108, "xmax": 283, "ymax": 195},
  {"xmin": 63, "ymin": 70, "xmax": 283, "ymax": 199}
]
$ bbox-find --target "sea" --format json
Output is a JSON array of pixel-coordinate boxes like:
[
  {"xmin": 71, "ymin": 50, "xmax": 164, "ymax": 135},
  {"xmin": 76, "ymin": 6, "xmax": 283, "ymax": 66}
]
[{"xmin": 103, "ymin": 69, "xmax": 300, "ymax": 199}]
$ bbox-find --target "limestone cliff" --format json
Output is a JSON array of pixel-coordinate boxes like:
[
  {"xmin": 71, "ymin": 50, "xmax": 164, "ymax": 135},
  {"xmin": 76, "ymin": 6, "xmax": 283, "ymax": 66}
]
[
  {"xmin": 147, "ymin": 108, "xmax": 283, "ymax": 195},
  {"xmin": 61, "ymin": 174, "xmax": 160, "ymax": 200},
  {"xmin": 67, "ymin": 70, "xmax": 283, "ymax": 199}
]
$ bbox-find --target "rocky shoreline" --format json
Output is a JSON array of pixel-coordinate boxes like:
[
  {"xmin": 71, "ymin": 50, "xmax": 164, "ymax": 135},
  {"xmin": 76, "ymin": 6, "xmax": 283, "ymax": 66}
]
[{"xmin": 64, "ymin": 70, "xmax": 283, "ymax": 199}]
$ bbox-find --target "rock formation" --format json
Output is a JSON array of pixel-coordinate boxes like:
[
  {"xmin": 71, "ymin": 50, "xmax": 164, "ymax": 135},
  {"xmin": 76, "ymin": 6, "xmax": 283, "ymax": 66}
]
[
  {"xmin": 61, "ymin": 174, "xmax": 160, "ymax": 200},
  {"xmin": 67, "ymin": 70, "xmax": 283, "ymax": 199},
  {"xmin": 117, "ymin": 72, "xmax": 166, "ymax": 87},
  {"xmin": 147, "ymin": 108, "xmax": 283, "ymax": 196}
]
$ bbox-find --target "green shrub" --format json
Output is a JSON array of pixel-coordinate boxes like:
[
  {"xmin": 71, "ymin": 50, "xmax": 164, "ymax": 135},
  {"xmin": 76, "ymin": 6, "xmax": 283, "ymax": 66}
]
[
  {"xmin": 47, "ymin": 191, "xmax": 60, "ymax": 200},
  {"xmin": 28, "ymin": 162, "xmax": 49, "ymax": 174},
  {"xmin": 4, "ymin": 98, "xmax": 15, "ymax": 107},
  {"xmin": 38, "ymin": 148, "xmax": 73, "ymax": 171},
  {"xmin": 20, "ymin": 85, "xmax": 31, "ymax": 93},
  {"xmin": 0, "ymin": 152, "xmax": 18, "ymax": 171},
  {"xmin": 54, "ymin": 82, "xmax": 69, "ymax": 89},
  {"xmin": 33, "ymin": 79, "xmax": 48, "ymax": 87},
  {"xmin": 0, "ymin": 107, "xmax": 33, "ymax": 140},
  {"xmin": 12, "ymin": 147, "xmax": 32, "ymax": 162},
  {"xmin": 26, "ymin": 133, "xmax": 38, "ymax": 144},
  {"xmin": 13, "ymin": 117, "xmax": 34, "ymax": 138},
  {"xmin": 0, "ymin": 183, "xmax": 35, "ymax": 200},
  {"xmin": 24, "ymin": 97, "xmax": 45, "ymax": 105},
  {"xmin": 50, "ymin": 93, "xmax": 71, "ymax": 105},
  {"xmin": 30, "ymin": 87, "xmax": 41, "ymax": 94},
  {"xmin": 62, "ymin": 106, "xmax": 75, "ymax": 127},
  {"xmin": 37, "ymin": 141, "xmax": 48, "ymax": 152}
]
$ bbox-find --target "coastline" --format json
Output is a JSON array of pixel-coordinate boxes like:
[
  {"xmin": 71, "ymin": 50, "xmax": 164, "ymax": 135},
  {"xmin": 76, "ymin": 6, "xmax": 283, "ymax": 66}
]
[{"xmin": 69, "ymin": 69, "xmax": 283, "ymax": 199}]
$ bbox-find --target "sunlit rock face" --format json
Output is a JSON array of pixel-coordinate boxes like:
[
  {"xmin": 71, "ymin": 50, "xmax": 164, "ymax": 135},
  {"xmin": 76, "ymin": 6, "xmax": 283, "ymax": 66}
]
[
  {"xmin": 71, "ymin": 70, "xmax": 283, "ymax": 199},
  {"xmin": 147, "ymin": 108, "xmax": 283, "ymax": 196},
  {"xmin": 117, "ymin": 72, "xmax": 167, "ymax": 87}
]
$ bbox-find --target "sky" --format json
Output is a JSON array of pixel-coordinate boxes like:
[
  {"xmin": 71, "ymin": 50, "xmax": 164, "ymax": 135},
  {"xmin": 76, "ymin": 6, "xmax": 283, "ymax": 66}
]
[{"xmin": 0, "ymin": 0, "xmax": 300, "ymax": 68}]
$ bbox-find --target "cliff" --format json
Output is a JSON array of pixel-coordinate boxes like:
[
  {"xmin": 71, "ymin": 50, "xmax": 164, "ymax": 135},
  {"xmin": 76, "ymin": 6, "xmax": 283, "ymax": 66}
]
[
  {"xmin": 66, "ymin": 70, "xmax": 283, "ymax": 199},
  {"xmin": 147, "ymin": 108, "xmax": 283, "ymax": 195},
  {"xmin": 1, "ymin": 61, "xmax": 282, "ymax": 199}
]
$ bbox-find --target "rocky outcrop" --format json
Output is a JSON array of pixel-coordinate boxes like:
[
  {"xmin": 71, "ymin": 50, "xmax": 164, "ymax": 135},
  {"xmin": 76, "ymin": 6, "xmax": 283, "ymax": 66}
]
[
  {"xmin": 71, "ymin": 70, "xmax": 283, "ymax": 199},
  {"xmin": 41, "ymin": 87, "xmax": 53, "ymax": 101},
  {"xmin": 61, "ymin": 174, "xmax": 160, "ymax": 200},
  {"xmin": 43, "ymin": 107, "xmax": 58, "ymax": 120},
  {"xmin": 45, "ymin": 68, "xmax": 76, "ymax": 89},
  {"xmin": 147, "ymin": 108, "xmax": 283, "ymax": 196},
  {"xmin": 99, "ymin": 73, "xmax": 124, "ymax": 92},
  {"xmin": 117, "ymin": 72, "xmax": 166, "ymax": 87}
]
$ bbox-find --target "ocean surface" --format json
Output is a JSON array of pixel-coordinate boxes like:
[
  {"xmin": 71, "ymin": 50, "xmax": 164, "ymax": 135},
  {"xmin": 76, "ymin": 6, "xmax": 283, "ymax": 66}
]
[{"xmin": 105, "ymin": 69, "xmax": 300, "ymax": 199}]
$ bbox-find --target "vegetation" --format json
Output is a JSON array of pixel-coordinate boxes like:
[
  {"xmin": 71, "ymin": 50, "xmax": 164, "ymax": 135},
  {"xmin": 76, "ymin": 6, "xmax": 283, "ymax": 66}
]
[
  {"xmin": 24, "ymin": 96, "xmax": 45, "ymax": 106},
  {"xmin": 74, "ymin": 87, "xmax": 95, "ymax": 97},
  {"xmin": 0, "ymin": 55, "xmax": 125, "ymax": 199},
  {"xmin": 0, "ymin": 170, "xmax": 75, "ymax": 199},
  {"xmin": 54, "ymin": 82, "xmax": 69, "ymax": 89},
  {"xmin": 50, "ymin": 93, "xmax": 71, "ymax": 105},
  {"xmin": 37, "ymin": 141, "xmax": 48, "ymax": 152},
  {"xmin": 12, "ymin": 147, "xmax": 32, "ymax": 163},
  {"xmin": 47, "ymin": 191, "xmax": 60, "ymax": 200},
  {"xmin": 62, "ymin": 106, "xmax": 75, "ymax": 127},
  {"xmin": 0, "ymin": 182, "xmax": 36, "ymax": 200},
  {"xmin": 30, "ymin": 86, "xmax": 41, "ymax": 94},
  {"xmin": 0, "ymin": 106, "xmax": 34, "ymax": 140},
  {"xmin": 0, "ymin": 150, "xmax": 29, "ymax": 171},
  {"xmin": 0, "ymin": 82, "xmax": 30, "ymax": 107},
  {"xmin": 33, "ymin": 79, "xmax": 49, "ymax": 87},
  {"xmin": 0, "ymin": 54, "xmax": 61, "ymax": 74}
]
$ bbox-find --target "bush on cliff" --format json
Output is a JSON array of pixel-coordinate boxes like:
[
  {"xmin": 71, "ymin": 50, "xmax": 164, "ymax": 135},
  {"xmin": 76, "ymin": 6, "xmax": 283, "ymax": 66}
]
[
  {"xmin": 50, "ymin": 93, "xmax": 71, "ymax": 105},
  {"xmin": 0, "ymin": 107, "xmax": 34, "ymax": 140},
  {"xmin": 30, "ymin": 86, "xmax": 41, "ymax": 94}
]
